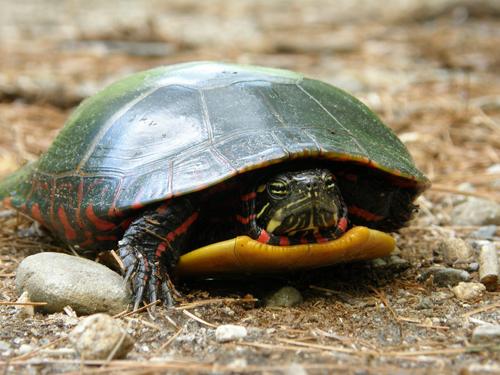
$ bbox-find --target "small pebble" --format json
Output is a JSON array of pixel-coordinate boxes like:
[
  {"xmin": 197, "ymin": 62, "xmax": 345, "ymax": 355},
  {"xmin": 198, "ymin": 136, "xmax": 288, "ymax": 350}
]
[
  {"xmin": 487, "ymin": 164, "xmax": 500, "ymax": 174},
  {"xmin": 371, "ymin": 255, "xmax": 410, "ymax": 272},
  {"xmin": 0, "ymin": 340, "xmax": 10, "ymax": 351},
  {"xmin": 15, "ymin": 291, "xmax": 34, "ymax": 318},
  {"xmin": 18, "ymin": 344, "xmax": 33, "ymax": 355},
  {"xmin": 437, "ymin": 238, "xmax": 472, "ymax": 266},
  {"xmin": 471, "ymin": 325, "xmax": 500, "ymax": 345},
  {"xmin": 215, "ymin": 324, "xmax": 247, "ymax": 343},
  {"xmin": 16, "ymin": 252, "xmax": 131, "ymax": 315},
  {"xmin": 466, "ymin": 364, "xmax": 500, "ymax": 375},
  {"xmin": 418, "ymin": 266, "xmax": 470, "ymax": 287},
  {"xmin": 284, "ymin": 363, "xmax": 308, "ymax": 375},
  {"xmin": 415, "ymin": 297, "xmax": 433, "ymax": 310},
  {"xmin": 452, "ymin": 282, "xmax": 486, "ymax": 301},
  {"xmin": 265, "ymin": 286, "xmax": 303, "ymax": 307},
  {"xmin": 451, "ymin": 198, "xmax": 500, "ymax": 226},
  {"xmin": 468, "ymin": 262, "xmax": 480, "ymax": 272},
  {"xmin": 371, "ymin": 258, "xmax": 387, "ymax": 268},
  {"xmin": 69, "ymin": 313, "xmax": 134, "ymax": 359},
  {"xmin": 227, "ymin": 358, "xmax": 248, "ymax": 369},
  {"xmin": 479, "ymin": 242, "xmax": 499, "ymax": 291}
]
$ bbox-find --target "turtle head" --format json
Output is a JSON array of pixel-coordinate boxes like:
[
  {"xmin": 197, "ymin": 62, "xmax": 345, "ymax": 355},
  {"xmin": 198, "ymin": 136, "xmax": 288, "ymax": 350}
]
[{"xmin": 254, "ymin": 168, "xmax": 347, "ymax": 240}]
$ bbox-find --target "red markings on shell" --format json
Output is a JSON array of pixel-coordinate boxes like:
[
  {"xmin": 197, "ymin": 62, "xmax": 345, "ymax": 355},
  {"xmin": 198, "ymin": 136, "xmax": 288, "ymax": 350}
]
[
  {"xmin": 30, "ymin": 203, "xmax": 45, "ymax": 225},
  {"xmin": 57, "ymin": 206, "xmax": 77, "ymax": 241},
  {"xmin": 348, "ymin": 205, "xmax": 384, "ymax": 222},
  {"xmin": 85, "ymin": 204, "xmax": 117, "ymax": 231}
]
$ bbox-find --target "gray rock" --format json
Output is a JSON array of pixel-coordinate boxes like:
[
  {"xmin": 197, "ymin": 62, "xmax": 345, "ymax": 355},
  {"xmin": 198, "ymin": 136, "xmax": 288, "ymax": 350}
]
[
  {"xmin": 471, "ymin": 325, "xmax": 500, "ymax": 345},
  {"xmin": 437, "ymin": 238, "xmax": 473, "ymax": 266},
  {"xmin": 452, "ymin": 282, "xmax": 486, "ymax": 301},
  {"xmin": 265, "ymin": 286, "xmax": 303, "ymax": 307},
  {"xmin": 371, "ymin": 254, "xmax": 410, "ymax": 272},
  {"xmin": 16, "ymin": 252, "xmax": 131, "ymax": 315},
  {"xmin": 418, "ymin": 266, "xmax": 470, "ymax": 287},
  {"xmin": 471, "ymin": 225, "xmax": 498, "ymax": 239},
  {"xmin": 215, "ymin": 324, "xmax": 248, "ymax": 343},
  {"xmin": 415, "ymin": 296, "xmax": 433, "ymax": 310},
  {"xmin": 468, "ymin": 262, "xmax": 480, "ymax": 272},
  {"xmin": 451, "ymin": 198, "xmax": 500, "ymax": 226},
  {"xmin": 69, "ymin": 314, "xmax": 134, "ymax": 360}
]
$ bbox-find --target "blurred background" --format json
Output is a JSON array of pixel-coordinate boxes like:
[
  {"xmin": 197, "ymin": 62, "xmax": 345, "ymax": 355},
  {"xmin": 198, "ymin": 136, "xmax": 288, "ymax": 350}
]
[{"xmin": 0, "ymin": 0, "xmax": 499, "ymax": 215}]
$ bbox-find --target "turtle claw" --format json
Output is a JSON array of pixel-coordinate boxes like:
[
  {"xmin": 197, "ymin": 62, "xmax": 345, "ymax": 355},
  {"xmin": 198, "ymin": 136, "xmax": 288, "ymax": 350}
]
[
  {"xmin": 147, "ymin": 262, "xmax": 159, "ymax": 304},
  {"xmin": 132, "ymin": 281, "xmax": 145, "ymax": 311},
  {"xmin": 161, "ymin": 280, "xmax": 175, "ymax": 307},
  {"xmin": 118, "ymin": 244, "xmax": 150, "ymax": 309},
  {"xmin": 118, "ymin": 243, "xmax": 175, "ymax": 309}
]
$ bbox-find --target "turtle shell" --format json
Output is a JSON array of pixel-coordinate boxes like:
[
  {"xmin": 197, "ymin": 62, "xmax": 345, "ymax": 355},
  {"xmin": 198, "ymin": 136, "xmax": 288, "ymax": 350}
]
[{"xmin": 0, "ymin": 61, "xmax": 429, "ymax": 250}]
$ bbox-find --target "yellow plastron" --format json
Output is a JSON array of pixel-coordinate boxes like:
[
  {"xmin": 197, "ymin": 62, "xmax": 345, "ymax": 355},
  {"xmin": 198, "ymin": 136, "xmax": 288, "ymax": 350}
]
[{"xmin": 175, "ymin": 226, "xmax": 395, "ymax": 276}]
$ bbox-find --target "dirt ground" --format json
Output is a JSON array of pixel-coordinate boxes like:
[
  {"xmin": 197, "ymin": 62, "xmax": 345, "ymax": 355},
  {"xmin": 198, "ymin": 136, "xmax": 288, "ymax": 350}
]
[{"xmin": 0, "ymin": 1, "xmax": 499, "ymax": 374}]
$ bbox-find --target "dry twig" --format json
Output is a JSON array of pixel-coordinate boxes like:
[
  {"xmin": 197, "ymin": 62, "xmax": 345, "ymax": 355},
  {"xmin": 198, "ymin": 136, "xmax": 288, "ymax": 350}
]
[
  {"xmin": 182, "ymin": 309, "xmax": 217, "ymax": 328},
  {"xmin": 113, "ymin": 300, "xmax": 160, "ymax": 318},
  {"xmin": 0, "ymin": 301, "xmax": 47, "ymax": 306},
  {"xmin": 157, "ymin": 327, "xmax": 184, "ymax": 352},
  {"xmin": 10, "ymin": 336, "xmax": 67, "ymax": 362}
]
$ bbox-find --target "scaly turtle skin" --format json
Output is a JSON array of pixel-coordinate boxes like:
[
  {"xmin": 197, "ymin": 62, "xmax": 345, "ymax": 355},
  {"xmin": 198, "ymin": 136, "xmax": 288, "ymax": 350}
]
[{"xmin": 0, "ymin": 62, "xmax": 429, "ymax": 307}]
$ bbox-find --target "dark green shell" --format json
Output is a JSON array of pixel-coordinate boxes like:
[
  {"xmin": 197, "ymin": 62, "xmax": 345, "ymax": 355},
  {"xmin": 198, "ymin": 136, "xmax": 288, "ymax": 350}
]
[{"xmin": 0, "ymin": 62, "xmax": 429, "ymax": 248}]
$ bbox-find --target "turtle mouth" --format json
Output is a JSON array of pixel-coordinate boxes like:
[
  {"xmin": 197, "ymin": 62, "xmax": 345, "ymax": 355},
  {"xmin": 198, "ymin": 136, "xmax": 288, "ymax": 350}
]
[{"xmin": 266, "ymin": 204, "xmax": 339, "ymax": 237}]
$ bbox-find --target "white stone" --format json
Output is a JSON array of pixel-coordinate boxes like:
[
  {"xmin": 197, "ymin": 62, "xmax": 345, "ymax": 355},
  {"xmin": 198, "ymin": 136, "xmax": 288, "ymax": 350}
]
[
  {"xmin": 284, "ymin": 363, "xmax": 308, "ymax": 375},
  {"xmin": 471, "ymin": 325, "xmax": 500, "ymax": 345},
  {"xmin": 215, "ymin": 324, "xmax": 247, "ymax": 342},
  {"xmin": 18, "ymin": 344, "xmax": 33, "ymax": 355}
]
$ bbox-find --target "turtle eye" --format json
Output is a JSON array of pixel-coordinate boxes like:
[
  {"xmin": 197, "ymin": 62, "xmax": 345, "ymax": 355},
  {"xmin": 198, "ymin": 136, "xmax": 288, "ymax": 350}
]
[
  {"xmin": 324, "ymin": 174, "xmax": 337, "ymax": 191},
  {"xmin": 267, "ymin": 179, "xmax": 290, "ymax": 199}
]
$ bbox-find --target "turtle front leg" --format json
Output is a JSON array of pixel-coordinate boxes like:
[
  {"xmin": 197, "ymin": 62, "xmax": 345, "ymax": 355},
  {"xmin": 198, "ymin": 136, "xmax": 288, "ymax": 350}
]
[{"xmin": 118, "ymin": 197, "xmax": 199, "ymax": 309}]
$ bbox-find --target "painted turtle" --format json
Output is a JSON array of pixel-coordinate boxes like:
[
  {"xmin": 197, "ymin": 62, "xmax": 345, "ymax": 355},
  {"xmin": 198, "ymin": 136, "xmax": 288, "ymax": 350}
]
[{"xmin": 0, "ymin": 62, "xmax": 429, "ymax": 307}]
